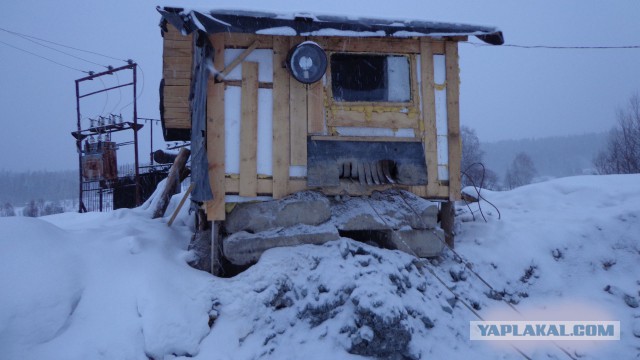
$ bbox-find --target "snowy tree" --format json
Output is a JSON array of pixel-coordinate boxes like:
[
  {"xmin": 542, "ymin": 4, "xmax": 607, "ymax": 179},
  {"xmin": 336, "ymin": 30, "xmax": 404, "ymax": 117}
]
[
  {"xmin": 594, "ymin": 94, "xmax": 640, "ymax": 174},
  {"xmin": 42, "ymin": 201, "xmax": 64, "ymax": 216},
  {"xmin": 461, "ymin": 126, "xmax": 500, "ymax": 190},
  {"xmin": 23, "ymin": 200, "xmax": 39, "ymax": 217},
  {"xmin": 505, "ymin": 152, "xmax": 537, "ymax": 189},
  {"xmin": 0, "ymin": 202, "xmax": 15, "ymax": 217}
]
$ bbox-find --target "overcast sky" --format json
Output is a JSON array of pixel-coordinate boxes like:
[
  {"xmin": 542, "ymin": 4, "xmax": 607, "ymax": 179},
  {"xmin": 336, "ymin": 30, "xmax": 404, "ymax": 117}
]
[{"xmin": 1, "ymin": 0, "xmax": 639, "ymax": 171}]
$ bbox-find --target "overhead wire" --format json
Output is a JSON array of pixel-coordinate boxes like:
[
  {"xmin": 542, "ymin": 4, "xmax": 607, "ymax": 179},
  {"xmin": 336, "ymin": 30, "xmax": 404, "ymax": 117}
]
[
  {"xmin": 0, "ymin": 39, "xmax": 88, "ymax": 73},
  {"xmin": 0, "ymin": 26, "xmax": 128, "ymax": 62},
  {"xmin": 6, "ymin": 30, "xmax": 109, "ymax": 69}
]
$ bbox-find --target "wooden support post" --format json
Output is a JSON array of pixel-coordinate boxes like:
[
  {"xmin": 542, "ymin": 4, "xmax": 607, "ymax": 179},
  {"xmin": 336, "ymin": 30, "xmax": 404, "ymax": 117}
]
[
  {"xmin": 272, "ymin": 37, "xmax": 291, "ymax": 199},
  {"xmin": 445, "ymin": 41, "xmax": 461, "ymax": 201},
  {"xmin": 206, "ymin": 33, "xmax": 226, "ymax": 221},
  {"xmin": 239, "ymin": 62, "xmax": 259, "ymax": 197},
  {"xmin": 216, "ymin": 40, "xmax": 259, "ymax": 81},
  {"xmin": 167, "ymin": 183, "xmax": 194, "ymax": 227},
  {"xmin": 420, "ymin": 39, "xmax": 439, "ymax": 198},
  {"xmin": 441, "ymin": 201, "xmax": 455, "ymax": 248}
]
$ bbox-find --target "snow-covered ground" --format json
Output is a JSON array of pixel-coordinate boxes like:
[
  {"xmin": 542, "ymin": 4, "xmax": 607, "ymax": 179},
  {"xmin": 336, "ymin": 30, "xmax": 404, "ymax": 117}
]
[{"xmin": 0, "ymin": 175, "xmax": 638, "ymax": 359}]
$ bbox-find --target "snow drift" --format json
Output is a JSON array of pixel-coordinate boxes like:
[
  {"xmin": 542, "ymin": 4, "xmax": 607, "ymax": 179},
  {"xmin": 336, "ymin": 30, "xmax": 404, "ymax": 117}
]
[{"xmin": 0, "ymin": 174, "xmax": 638, "ymax": 359}]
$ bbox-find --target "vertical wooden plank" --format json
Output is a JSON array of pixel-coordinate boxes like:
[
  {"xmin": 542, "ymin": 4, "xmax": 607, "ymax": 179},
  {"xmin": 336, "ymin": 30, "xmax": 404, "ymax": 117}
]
[
  {"xmin": 307, "ymin": 81, "xmax": 324, "ymax": 134},
  {"xmin": 420, "ymin": 39, "xmax": 439, "ymax": 198},
  {"xmin": 239, "ymin": 61, "xmax": 259, "ymax": 197},
  {"xmin": 290, "ymin": 38, "xmax": 308, "ymax": 166},
  {"xmin": 445, "ymin": 41, "xmax": 461, "ymax": 201},
  {"xmin": 272, "ymin": 37, "xmax": 291, "ymax": 199},
  {"xmin": 206, "ymin": 34, "xmax": 226, "ymax": 221}
]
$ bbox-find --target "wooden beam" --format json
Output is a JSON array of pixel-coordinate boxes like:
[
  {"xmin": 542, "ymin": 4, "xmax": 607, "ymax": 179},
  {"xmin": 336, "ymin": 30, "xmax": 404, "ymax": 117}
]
[
  {"xmin": 290, "ymin": 50, "xmax": 308, "ymax": 166},
  {"xmin": 316, "ymin": 37, "xmax": 420, "ymax": 53},
  {"xmin": 206, "ymin": 33, "xmax": 226, "ymax": 221},
  {"xmin": 310, "ymin": 135, "xmax": 420, "ymax": 143},
  {"xmin": 239, "ymin": 62, "xmax": 259, "ymax": 197},
  {"xmin": 224, "ymin": 80, "xmax": 273, "ymax": 89},
  {"xmin": 217, "ymin": 40, "xmax": 259, "ymax": 80},
  {"xmin": 420, "ymin": 38, "xmax": 439, "ymax": 198},
  {"xmin": 327, "ymin": 109, "xmax": 419, "ymax": 129},
  {"xmin": 445, "ymin": 41, "xmax": 461, "ymax": 201},
  {"xmin": 219, "ymin": 33, "xmax": 274, "ymax": 49},
  {"xmin": 272, "ymin": 37, "xmax": 291, "ymax": 199},
  {"xmin": 307, "ymin": 81, "xmax": 325, "ymax": 134}
]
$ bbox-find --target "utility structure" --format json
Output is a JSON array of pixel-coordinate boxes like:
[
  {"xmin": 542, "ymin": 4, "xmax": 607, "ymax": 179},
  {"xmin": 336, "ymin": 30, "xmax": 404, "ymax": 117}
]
[
  {"xmin": 158, "ymin": 8, "xmax": 503, "ymax": 274},
  {"xmin": 72, "ymin": 62, "xmax": 142, "ymax": 212}
]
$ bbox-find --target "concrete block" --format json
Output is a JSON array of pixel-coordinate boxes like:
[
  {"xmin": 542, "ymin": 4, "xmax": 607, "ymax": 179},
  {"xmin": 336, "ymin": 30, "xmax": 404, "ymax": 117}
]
[
  {"xmin": 388, "ymin": 228, "xmax": 445, "ymax": 258},
  {"xmin": 223, "ymin": 223, "xmax": 340, "ymax": 266}
]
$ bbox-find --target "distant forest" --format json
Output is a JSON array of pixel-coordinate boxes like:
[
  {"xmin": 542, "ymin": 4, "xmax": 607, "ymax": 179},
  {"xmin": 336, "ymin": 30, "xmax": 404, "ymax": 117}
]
[
  {"xmin": 0, "ymin": 170, "xmax": 78, "ymax": 206},
  {"xmin": 482, "ymin": 132, "xmax": 608, "ymax": 181}
]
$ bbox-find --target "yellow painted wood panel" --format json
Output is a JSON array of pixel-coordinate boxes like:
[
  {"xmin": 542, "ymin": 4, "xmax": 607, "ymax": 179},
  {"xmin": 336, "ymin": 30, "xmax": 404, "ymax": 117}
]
[
  {"xmin": 445, "ymin": 41, "xmax": 461, "ymax": 201},
  {"xmin": 239, "ymin": 62, "xmax": 259, "ymax": 197},
  {"xmin": 272, "ymin": 37, "xmax": 291, "ymax": 199},
  {"xmin": 206, "ymin": 34, "xmax": 226, "ymax": 221}
]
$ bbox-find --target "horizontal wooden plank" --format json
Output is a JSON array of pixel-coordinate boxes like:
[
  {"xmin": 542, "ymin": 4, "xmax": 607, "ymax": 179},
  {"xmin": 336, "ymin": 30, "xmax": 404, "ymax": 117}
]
[
  {"xmin": 163, "ymin": 85, "xmax": 190, "ymax": 97},
  {"xmin": 164, "ymin": 47, "xmax": 192, "ymax": 57},
  {"xmin": 310, "ymin": 135, "xmax": 420, "ymax": 142},
  {"xmin": 163, "ymin": 69, "xmax": 191, "ymax": 79},
  {"xmin": 315, "ymin": 37, "xmax": 420, "ymax": 54},
  {"xmin": 164, "ymin": 107, "xmax": 190, "ymax": 117},
  {"xmin": 213, "ymin": 33, "xmax": 274, "ymax": 49},
  {"xmin": 224, "ymin": 178, "xmax": 307, "ymax": 196},
  {"xmin": 224, "ymin": 80, "xmax": 273, "ymax": 89},
  {"xmin": 163, "ymin": 28, "xmax": 192, "ymax": 41},
  {"xmin": 163, "ymin": 77, "xmax": 191, "ymax": 86},
  {"xmin": 431, "ymin": 40, "xmax": 445, "ymax": 55},
  {"xmin": 163, "ymin": 56, "xmax": 193, "ymax": 66},
  {"xmin": 328, "ymin": 109, "xmax": 419, "ymax": 129},
  {"xmin": 163, "ymin": 117, "xmax": 190, "ymax": 129}
]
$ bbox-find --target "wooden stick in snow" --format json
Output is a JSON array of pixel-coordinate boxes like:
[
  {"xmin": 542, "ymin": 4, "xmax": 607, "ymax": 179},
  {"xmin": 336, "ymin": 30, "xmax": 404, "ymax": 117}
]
[{"xmin": 152, "ymin": 148, "xmax": 190, "ymax": 219}]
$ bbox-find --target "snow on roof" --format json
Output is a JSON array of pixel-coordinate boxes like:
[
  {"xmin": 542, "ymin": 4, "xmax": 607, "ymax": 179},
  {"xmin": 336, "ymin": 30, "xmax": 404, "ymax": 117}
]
[{"xmin": 158, "ymin": 7, "xmax": 504, "ymax": 45}]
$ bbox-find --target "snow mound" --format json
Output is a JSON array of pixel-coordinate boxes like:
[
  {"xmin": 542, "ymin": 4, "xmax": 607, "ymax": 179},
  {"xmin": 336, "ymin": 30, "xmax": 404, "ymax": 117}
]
[
  {"xmin": 197, "ymin": 238, "xmax": 456, "ymax": 360},
  {"xmin": 0, "ymin": 207, "xmax": 214, "ymax": 360}
]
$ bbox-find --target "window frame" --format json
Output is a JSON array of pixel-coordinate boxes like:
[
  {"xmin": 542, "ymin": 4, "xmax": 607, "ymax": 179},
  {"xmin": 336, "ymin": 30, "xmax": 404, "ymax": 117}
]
[{"xmin": 325, "ymin": 51, "xmax": 421, "ymax": 131}]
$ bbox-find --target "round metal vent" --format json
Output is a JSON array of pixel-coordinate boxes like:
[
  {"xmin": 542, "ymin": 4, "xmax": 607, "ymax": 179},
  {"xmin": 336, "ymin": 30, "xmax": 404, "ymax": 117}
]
[{"xmin": 286, "ymin": 41, "xmax": 327, "ymax": 84}]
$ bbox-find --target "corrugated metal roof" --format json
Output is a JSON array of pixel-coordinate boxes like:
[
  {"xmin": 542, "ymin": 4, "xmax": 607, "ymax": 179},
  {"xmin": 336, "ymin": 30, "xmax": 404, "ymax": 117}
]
[{"xmin": 158, "ymin": 7, "xmax": 504, "ymax": 45}]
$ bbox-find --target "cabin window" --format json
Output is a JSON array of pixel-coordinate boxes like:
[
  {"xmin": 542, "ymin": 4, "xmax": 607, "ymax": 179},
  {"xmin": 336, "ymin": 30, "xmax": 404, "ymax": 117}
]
[{"xmin": 330, "ymin": 54, "xmax": 411, "ymax": 102}]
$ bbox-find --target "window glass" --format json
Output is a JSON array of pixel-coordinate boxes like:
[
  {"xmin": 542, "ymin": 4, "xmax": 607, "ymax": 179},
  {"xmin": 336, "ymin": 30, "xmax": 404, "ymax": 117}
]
[{"xmin": 331, "ymin": 54, "xmax": 410, "ymax": 102}]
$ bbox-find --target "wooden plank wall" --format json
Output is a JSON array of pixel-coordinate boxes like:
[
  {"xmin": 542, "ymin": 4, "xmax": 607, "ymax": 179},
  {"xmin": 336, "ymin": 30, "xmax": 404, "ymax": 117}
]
[
  {"xmin": 162, "ymin": 26, "xmax": 192, "ymax": 130},
  {"xmin": 194, "ymin": 33, "xmax": 463, "ymax": 211}
]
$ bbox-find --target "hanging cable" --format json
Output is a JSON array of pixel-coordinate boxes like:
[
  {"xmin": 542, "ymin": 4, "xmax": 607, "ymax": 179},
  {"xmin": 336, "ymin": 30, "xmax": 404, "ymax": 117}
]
[
  {"xmin": 0, "ymin": 26, "xmax": 128, "ymax": 62},
  {"xmin": 6, "ymin": 31, "xmax": 109, "ymax": 69},
  {"xmin": 119, "ymin": 64, "xmax": 145, "ymax": 112},
  {"xmin": 109, "ymin": 71, "xmax": 123, "ymax": 114},
  {"xmin": 97, "ymin": 77, "xmax": 110, "ymax": 117},
  {"xmin": 0, "ymin": 39, "xmax": 88, "ymax": 73}
]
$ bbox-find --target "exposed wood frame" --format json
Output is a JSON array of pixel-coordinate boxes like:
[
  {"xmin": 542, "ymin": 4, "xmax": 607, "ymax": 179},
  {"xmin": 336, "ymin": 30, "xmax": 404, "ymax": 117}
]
[
  {"xmin": 219, "ymin": 33, "xmax": 274, "ymax": 49},
  {"xmin": 217, "ymin": 40, "xmax": 259, "ymax": 81},
  {"xmin": 271, "ymin": 37, "xmax": 291, "ymax": 199},
  {"xmin": 307, "ymin": 81, "xmax": 325, "ymax": 134},
  {"xmin": 314, "ymin": 37, "xmax": 420, "ymax": 53},
  {"xmin": 445, "ymin": 41, "xmax": 461, "ymax": 201},
  {"xmin": 224, "ymin": 80, "xmax": 273, "ymax": 89},
  {"xmin": 206, "ymin": 33, "xmax": 226, "ymax": 221},
  {"xmin": 420, "ymin": 39, "xmax": 440, "ymax": 198},
  {"xmin": 239, "ymin": 62, "xmax": 259, "ymax": 197}
]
